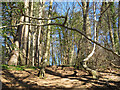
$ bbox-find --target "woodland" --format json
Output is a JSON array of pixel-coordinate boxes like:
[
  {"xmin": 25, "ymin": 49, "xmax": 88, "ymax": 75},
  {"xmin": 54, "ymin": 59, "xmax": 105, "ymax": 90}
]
[{"xmin": 0, "ymin": 0, "xmax": 120, "ymax": 89}]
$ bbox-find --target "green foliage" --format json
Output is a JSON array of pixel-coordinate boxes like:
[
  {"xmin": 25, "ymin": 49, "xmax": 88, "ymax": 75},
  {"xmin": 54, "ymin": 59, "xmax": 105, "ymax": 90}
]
[
  {"xmin": 2, "ymin": 64, "xmax": 9, "ymax": 69},
  {"xmin": 12, "ymin": 66, "xmax": 24, "ymax": 71},
  {"xmin": 61, "ymin": 64, "xmax": 73, "ymax": 67},
  {"xmin": 2, "ymin": 64, "xmax": 37, "ymax": 71},
  {"xmin": 25, "ymin": 66, "xmax": 37, "ymax": 70},
  {"xmin": 3, "ymin": 33, "xmax": 7, "ymax": 37},
  {"xmin": 100, "ymin": 65, "xmax": 106, "ymax": 69}
]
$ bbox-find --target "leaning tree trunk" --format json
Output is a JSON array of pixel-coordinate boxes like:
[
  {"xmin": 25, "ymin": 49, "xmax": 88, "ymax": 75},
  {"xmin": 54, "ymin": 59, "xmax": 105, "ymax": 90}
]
[
  {"xmin": 82, "ymin": 2, "xmax": 99, "ymax": 79},
  {"xmin": 8, "ymin": 41, "xmax": 19, "ymax": 66},
  {"xmin": 110, "ymin": 2, "xmax": 119, "ymax": 54},
  {"xmin": 8, "ymin": 15, "xmax": 24, "ymax": 66},
  {"xmin": 107, "ymin": 5, "xmax": 115, "ymax": 51}
]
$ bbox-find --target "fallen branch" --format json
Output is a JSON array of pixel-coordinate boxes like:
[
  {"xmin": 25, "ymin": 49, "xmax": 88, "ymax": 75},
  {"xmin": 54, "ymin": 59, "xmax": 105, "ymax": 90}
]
[{"xmin": 111, "ymin": 63, "xmax": 120, "ymax": 68}]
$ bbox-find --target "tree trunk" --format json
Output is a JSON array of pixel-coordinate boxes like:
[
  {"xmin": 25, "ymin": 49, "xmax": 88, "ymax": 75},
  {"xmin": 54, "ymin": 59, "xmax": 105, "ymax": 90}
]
[
  {"xmin": 82, "ymin": 2, "xmax": 99, "ymax": 79},
  {"xmin": 107, "ymin": 4, "xmax": 115, "ymax": 50},
  {"xmin": 32, "ymin": 26, "xmax": 36, "ymax": 66},
  {"xmin": 58, "ymin": 30, "xmax": 63, "ymax": 65},
  {"xmin": 69, "ymin": 35, "xmax": 75, "ymax": 65},
  {"xmin": 110, "ymin": 2, "xmax": 119, "ymax": 54},
  {"xmin": 82, "ymin": 1, "xmax": 90, "ymax": 58},
  {"xmin": 8, "ymin": 15, "xmax": 24, "ymax": 66},
  {"xmin": 38, "ymin": 0, "xmax": 51, "ymax": 78},
  {"xmin": 52, "ymin": 40, "xmax": 56, "ymax": 65},
  {"xmin": 37, "ymin": 1, "xmax": 45, "ymax": 67},
  {"xmin": 23, "ymin": 0, "xmax": 29, "ymax": 65},
  {"xmin": 8, "ymin": 41, "xmax": 19, "ymax": 66},
  {"xmin": 27, "ymin": 0, "xmax": 33, "ymax": 66},
  {"xmin": 46, "ymin": 0, "xmax": 53, "ymax": 65},
  {"xmin": 118, "ymin": 1, "xmax": 120, "ymax": 54}
]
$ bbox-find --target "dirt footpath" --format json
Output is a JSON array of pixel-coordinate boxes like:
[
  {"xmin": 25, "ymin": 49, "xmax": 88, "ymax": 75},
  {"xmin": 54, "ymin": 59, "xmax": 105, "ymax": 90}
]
[{"xmin": 1, "ymin": 66, "xmax": 120, "ymax": 90}]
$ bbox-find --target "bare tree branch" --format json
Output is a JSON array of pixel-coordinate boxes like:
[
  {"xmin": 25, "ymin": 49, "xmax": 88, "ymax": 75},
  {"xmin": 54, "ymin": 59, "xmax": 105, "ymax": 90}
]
[
  {"xmin": 43, "ymin": 23, "xmax": 120, "ymax": 58},
  {"xmin": 62, "ymin": 8, "xmax": 70, "ymax": 26},
  {"xmin": 1, "ymin": 22, "xmax": 120, "ymax": 58},
  {"xmin": 100, "ymin": 3, "xmax": 112, "ymax": 18},
  {"xmin": 23, "ymin": 14, "xmax": 65, "ymax": 20},
  {"xmin": 77, "ymin": 0, "xmax": 84, "ymax": 10}
]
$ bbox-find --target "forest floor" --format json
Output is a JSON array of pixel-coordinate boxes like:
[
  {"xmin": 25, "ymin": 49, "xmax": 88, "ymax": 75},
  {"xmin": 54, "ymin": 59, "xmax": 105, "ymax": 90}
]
[{"xmin": 1, "ymin": 66, "xmax": 120, "ymax": 90}]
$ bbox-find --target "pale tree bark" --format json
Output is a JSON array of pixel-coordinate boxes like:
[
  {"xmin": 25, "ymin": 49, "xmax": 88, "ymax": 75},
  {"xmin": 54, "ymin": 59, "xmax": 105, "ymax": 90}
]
[
  {"xmin": 46, "ymin": 0, "xmax": 53, "ymax": 64},
  {"xmin": 52, "ymin": 38, "xmax": 54, "ymax": 65},
  {"xmin": 52, "ymin": 37, "xmax": 56, "ymax": 65},
  {"xmin": 62, "ymin": 30, "xmax": 68, "ymax": 65},
  {"xmin": 29, "ymin": 0, "xmax": 35, "ymax": 66},
  {"xmin": 110, "ymin": 2, "xmax": 119, "ymax": 54},
  {"xmin": 23, "ymin": 0, "xmax": 29, "ymax": 65},
  {"xmin": 58, "ymin": 30, "xmax": 63, "ymax": 65},
  {"xmin": 37, "ymin": 3, "xmax": 42, "ymax": 67},
  {"xmin": 81, "ymin": 1, "xmax": 91, "ymax": 58},
  {"xmin": 75, "ymin": 1, "xmax": 87, "ymax": 67},
  {"xmin": 38, "ymin": 0, "xmax": 53, "ymax": 78},
  {"xmin": 69, "ymin": 34, "xmax": 75, "ymax": 65},
  {"xmin": 8, "ymin": 15, "xmax": 24, "ymax": 65},
  {"xmin": 18, "ymin": 16, "xmax": 25, "ymax": 65},
  {"xmin": 107, "ymin": 3, "xmax": 115, "ymax": 50},
  {"xmin": 28, "ymin": 0, "xmax": 33, "ymax": 66},
  {"xmin": 43, "ymin": 0, "xmax": 53, "ymax": 62},
  {"xmin": 32, "ymin": 2, "xmax": 38, "ymax": 66},
  {"xmin": 75, "ymin": 39, "xmax": 82, "ymax": 67},
  {"xmin": 37, "ymin": 0, "xmax": 46, "ymax": 67},
  {"xmin": 44, "ymin": 20, "xmax": 120, "ymax": 59},
  {"xmin": 76, "ymin": 1, "xmax": 90, "ymax": 68},
  {"xmin": 82, "ymin": 2, "xmax": 99, "ymax": 79},
  {"xmin": 8, "ymin": 41, "xmax": 19, "ymax": 66},
  {"xmin": 32, "ymin": 26, "xmax": 37, "ymax": 66},
  {"xmin": 82, "ymin": 1, "xmax": 89, "ymax": 34},
  {"xmin": 63, "ymin": 13, "xmax": 70, "ymax": 64},
  {"xmin": 86, "ymin": 15, "xmax": 91, "ymax": 55},
  {"xmin": 99, "ymin": 2, "xmax": 105, "ymax": 27}
]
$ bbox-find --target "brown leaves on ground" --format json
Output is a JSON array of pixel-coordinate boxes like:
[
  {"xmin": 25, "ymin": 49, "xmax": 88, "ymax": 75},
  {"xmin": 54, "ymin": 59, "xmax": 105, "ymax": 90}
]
[{"xmin": 1, "ymin": 66, "xmax": 120, "ymax": 90}]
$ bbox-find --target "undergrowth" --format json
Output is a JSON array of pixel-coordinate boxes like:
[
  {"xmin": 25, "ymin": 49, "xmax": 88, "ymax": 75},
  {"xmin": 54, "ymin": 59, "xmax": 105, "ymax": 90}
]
[{"xmin": 2, "ymin": 64, "xmax": 38, "ymax": 71}]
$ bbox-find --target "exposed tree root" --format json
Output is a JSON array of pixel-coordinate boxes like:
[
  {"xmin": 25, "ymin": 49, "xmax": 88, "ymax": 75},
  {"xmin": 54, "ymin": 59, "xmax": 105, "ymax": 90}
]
[
  {"xmin": 111, "ymin": 63, "xmax": 120, "ymax": 68},
  {"xmin": 83, "ymin": 61, "xmax": 99, "ymax": 79}
]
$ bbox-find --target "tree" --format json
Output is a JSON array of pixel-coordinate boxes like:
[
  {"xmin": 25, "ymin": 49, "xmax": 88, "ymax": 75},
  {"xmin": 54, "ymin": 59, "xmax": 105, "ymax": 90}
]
[
  {"xmin": 1, "ymin": 1, "xmax": 120, "ymax": 79},
  {"xmin": 118, "ymin": 1, "xmax": 120, "ymax": 54},
  {"xmin": 82, "ymin": 2, "xmax": 98, "ymax": 79},
  {"xmin": 38, "ymin": 0, "xmax": 53, "ymax": 78},
  {"xmin": 110, "ymin": 2, "xmax": 119, "ymax": 53},
  {"xmin": 8, "ymin": 2, "xmax": 25, "ymax": 66},
  {"xmin": 23, "ymin": 0, "xmax": 29, "ymax": 65}
]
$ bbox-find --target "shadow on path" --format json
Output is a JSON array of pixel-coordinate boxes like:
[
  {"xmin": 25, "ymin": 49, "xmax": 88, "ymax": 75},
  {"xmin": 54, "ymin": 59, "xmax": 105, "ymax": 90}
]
[
  {"xmin": 1, "ymin": 69, "xmax": 120, "ymax": 90},
  {"xmin": 45, "ymin": 68, "xmax": 120, "ymax": 90}
]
